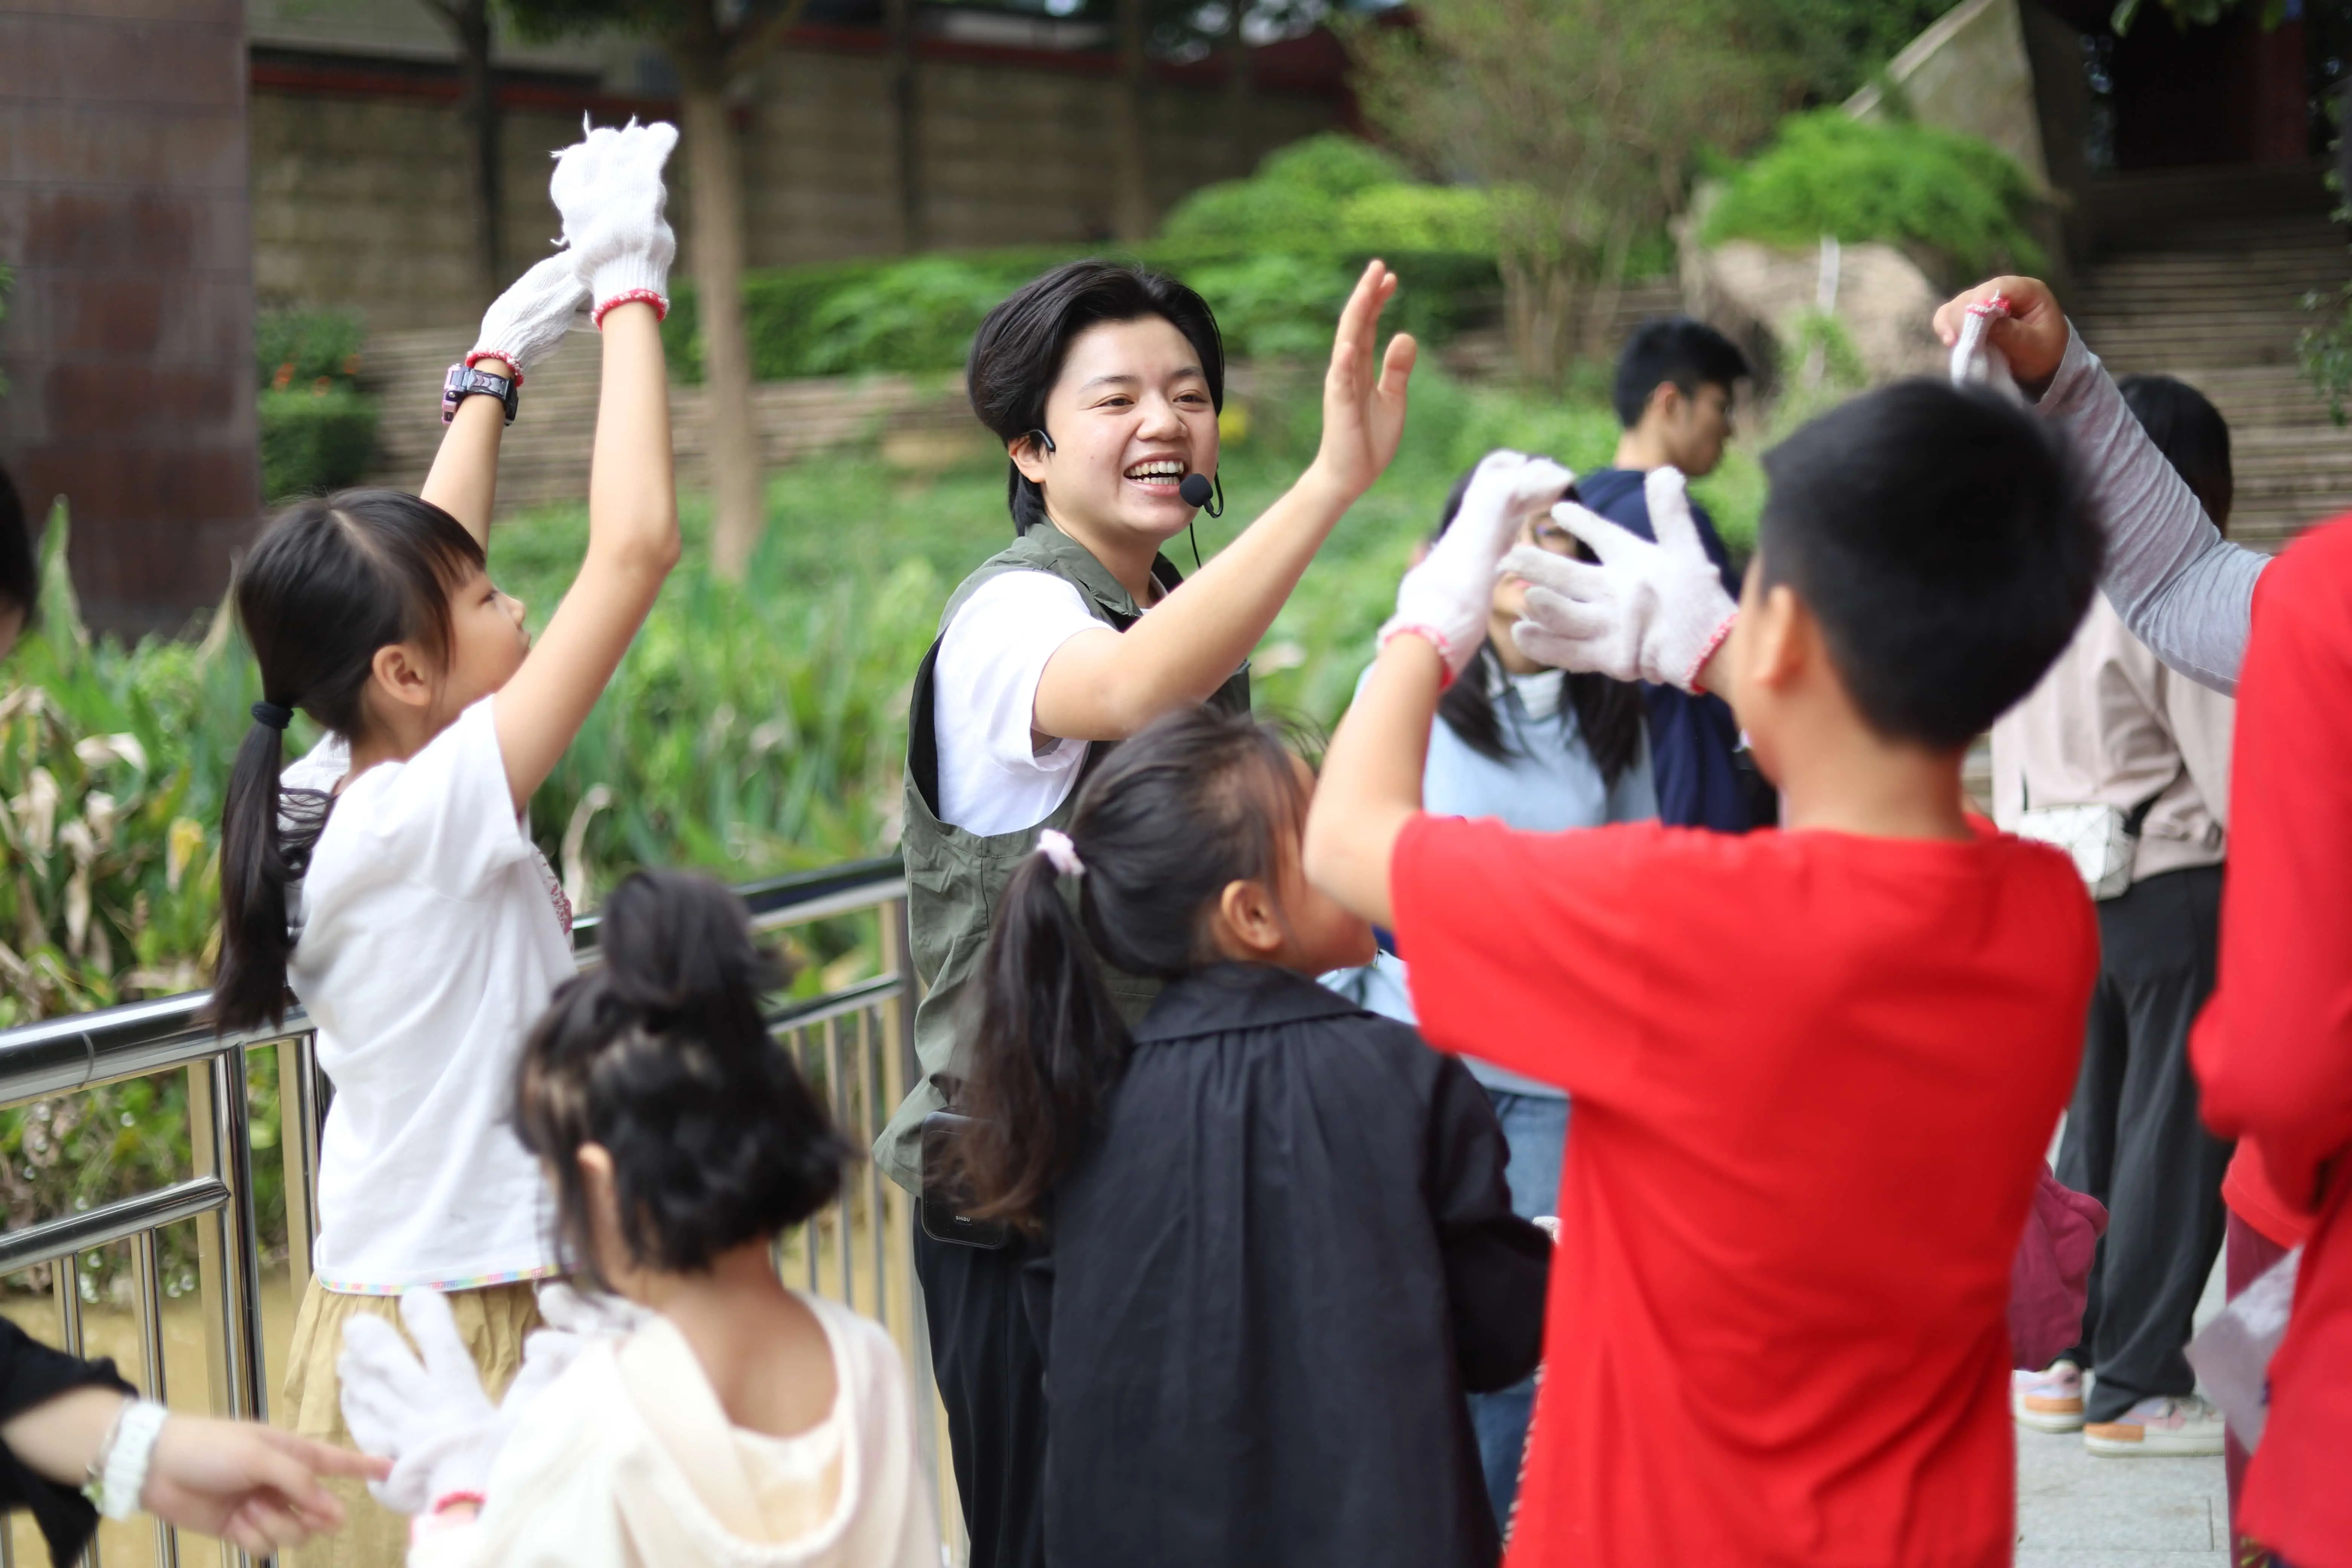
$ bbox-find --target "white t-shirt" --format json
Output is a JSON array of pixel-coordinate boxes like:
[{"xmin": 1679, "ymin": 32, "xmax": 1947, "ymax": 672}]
[
  {"xmin": 933, "ymin": 570, "xmax": 1107, "ymax": 836},
  {"xmin": 285, "ymin": 698, "xmax": 570, "ymax": 1293}
]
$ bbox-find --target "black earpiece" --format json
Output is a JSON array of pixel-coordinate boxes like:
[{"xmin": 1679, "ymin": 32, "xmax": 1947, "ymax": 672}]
[{"xmin": 1028, "ymin": 428, "xmax": 1056, "ymax": 456}]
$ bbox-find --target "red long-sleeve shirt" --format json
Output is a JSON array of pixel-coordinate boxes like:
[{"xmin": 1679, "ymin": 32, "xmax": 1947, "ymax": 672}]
[{"xmin": 2190, "ymin": 516, "xmax": 2352, "ymax": 1567}]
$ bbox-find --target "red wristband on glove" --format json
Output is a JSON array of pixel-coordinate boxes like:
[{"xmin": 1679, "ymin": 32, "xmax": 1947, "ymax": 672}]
[
  {"xmin": 1377, "ymin": 621, "xmax": 1460, "ymax": 689},
  {"xmin": 592, "ymin": 290, "xmax": 669, "ymax": 328},
  {"xmin": 1683, "ymin": 609, "xmax": 1739, "ymax": 694},
  {"xmin": 461, "ymin": 350, "xmax": 524, "ymax": 385}
]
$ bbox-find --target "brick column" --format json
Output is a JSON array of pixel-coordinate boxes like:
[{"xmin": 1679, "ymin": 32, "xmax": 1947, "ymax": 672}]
[{"xmin": 0, "ymin": 0, "xmax": 259, "ymax": 636}]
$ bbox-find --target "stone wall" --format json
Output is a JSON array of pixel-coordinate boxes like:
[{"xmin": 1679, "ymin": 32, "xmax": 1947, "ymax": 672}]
[
  {"xmin": 251, "ymin": 40, "xmax": 1341, "ymax": 332},
  {"xmin": 0, "ymin": 0, "xmax": 260, "ymax": 635}
]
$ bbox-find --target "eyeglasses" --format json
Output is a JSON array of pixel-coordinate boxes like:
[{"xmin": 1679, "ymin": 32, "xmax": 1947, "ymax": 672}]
[{"xmin": 1527, "ymin": 518, "xmax": 1582, "ymax": 556}]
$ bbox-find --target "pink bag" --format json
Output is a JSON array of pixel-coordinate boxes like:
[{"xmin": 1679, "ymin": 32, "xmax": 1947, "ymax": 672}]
[{"xmin": 2010, "ymin": 1166, "xmax": 2108, "ymax": 1371}]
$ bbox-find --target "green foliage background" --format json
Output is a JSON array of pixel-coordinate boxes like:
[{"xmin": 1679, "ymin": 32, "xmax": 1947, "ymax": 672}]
[
  {"xmin": 255, "ymin": 307, "xmax": 378, "ymax": 502},
  {"xmin": 1701, "ymin": 109, "xmax": 2046, "ymax": 280}
]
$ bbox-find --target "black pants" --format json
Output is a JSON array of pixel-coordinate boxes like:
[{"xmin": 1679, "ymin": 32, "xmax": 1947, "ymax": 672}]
[
  {"xmin": 2056, "ymin": 864, "xmax": 2233, "ymax": 1423},
  {"xmin": 913, "ymin": 1216, "xmax": 1047, "ymax": 1568}
]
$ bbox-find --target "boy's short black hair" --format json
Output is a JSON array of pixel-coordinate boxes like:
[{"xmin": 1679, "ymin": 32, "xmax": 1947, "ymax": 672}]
[
  {"xmin": 0, "ymin": 461, "xmax": 37, "ymax": 625},
  {"xmin": 2118, "ymin": 374, "xmax": 2233, "ymax": 534},
  {"xmin": 1758, "ymin": 380, "xmax": 2099, "ymax": 750},
  {"xmin": 1612, "ymin": 317, "xmax": 1751, "ymax": 428}
]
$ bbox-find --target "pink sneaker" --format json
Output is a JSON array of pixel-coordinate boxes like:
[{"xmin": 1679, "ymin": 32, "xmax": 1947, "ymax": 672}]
[
  {"xmin": 2012, "ymin": 1360, "xmax": 2086, "ymax": 1433},
  {"xmin": 2084, "ymin": 1394, "xmax": 2225, "ymax": 1456}
]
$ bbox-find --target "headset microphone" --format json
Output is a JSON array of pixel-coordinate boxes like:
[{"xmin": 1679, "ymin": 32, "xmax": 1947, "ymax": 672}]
[{"xmin": 1178, "ymin": 473, "xmax": 1214, "ymax": 509}]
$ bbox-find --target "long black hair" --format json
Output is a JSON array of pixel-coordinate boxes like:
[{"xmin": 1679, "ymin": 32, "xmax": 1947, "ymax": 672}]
[
  {"xmin": 966, "ymin": 260, "xmax": 1225, "ymax": 534},
  {"xmin": 1429, "ymin": 464, "xmax": 1645, "ymax": 786},
  {"xmin": 2117, "ymin": 374, "xmax": 2233, "ymax": 535},
  {"xmin": 953, "ymin": 706, "xmax": 1304, "ymax": 1227},
  {"xmin": 512, "ymin": 868, "xmax": 852, "ymax": 1288},
  {"xmin": 210, "ymin": 490, "xmax": 484, "ymax": 1034}
]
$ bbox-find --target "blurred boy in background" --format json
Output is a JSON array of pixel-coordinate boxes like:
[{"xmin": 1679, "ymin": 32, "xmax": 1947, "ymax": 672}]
[{"xmin": 1576, "ymin": 318, "xmax": 1773, "ymax": 831}]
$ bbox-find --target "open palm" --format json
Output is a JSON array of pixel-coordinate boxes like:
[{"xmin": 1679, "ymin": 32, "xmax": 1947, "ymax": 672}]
[{"xmin": 1313, "ymin": 260, "xmax": 1418, "ymax": 502}]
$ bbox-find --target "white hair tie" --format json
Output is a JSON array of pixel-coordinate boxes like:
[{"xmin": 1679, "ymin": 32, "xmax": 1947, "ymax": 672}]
[{"xmin": 1037, "ymin": 829, "xmax": 1085, "ymax": 880}]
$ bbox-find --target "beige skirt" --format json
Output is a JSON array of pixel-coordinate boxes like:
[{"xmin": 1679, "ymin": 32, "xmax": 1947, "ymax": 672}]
[{"xmin": 279, "ymin": 1277, "xmax": 546, "ymax": 1568}]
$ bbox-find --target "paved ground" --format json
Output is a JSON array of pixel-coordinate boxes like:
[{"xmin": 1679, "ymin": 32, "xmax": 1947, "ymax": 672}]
[{"xmin": 2013, "ymin": 1253, "xmax": 2233, "ymax": 1567}]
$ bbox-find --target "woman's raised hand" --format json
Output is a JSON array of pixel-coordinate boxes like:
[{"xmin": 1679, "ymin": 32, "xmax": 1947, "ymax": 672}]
[
  {"xmin": 1311, "ymin": 260, "xmax": 1418, "ymax": 503},
  {"xmin": 1932, "ymin": 277, "xmax": 2070, "ymax": 394}
]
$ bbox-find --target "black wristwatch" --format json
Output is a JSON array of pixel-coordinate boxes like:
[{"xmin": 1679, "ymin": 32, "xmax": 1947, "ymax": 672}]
[{"xmin": 441, "ymin": 363, "xmax": 519, "ymax": 426}]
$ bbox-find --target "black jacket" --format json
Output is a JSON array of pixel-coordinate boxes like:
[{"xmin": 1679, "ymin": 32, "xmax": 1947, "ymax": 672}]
[
  {"xmin": 1026, "ymin": 964, "xmax": 1551, "ymax": 1568},
  {"xmin": 0, "ymin": 1315, "xmax": 136, "ymax": 1565}
]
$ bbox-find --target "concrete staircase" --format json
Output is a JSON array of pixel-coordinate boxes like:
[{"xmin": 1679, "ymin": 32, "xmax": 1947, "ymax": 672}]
[{"xmin": 2068, "ymin": 164, "xmax": 2352, "ymax": 551}]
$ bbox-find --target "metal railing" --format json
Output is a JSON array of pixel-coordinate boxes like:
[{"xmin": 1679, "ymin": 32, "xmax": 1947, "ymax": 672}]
[{"xmin": 0, "ymin": 856, "xmax": 939, "ymax": 1568}]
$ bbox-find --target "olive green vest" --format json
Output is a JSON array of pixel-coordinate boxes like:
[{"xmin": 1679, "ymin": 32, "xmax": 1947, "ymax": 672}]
[{"xmin": 873, "ymin": 526, "xmax": 1250, "ymax": 1193}]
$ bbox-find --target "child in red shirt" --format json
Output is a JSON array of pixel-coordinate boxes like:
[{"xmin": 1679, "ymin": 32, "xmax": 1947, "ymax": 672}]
[{"xmin": 1305, "ymin": 384, "xmax": 2105, "ymax": 1567}]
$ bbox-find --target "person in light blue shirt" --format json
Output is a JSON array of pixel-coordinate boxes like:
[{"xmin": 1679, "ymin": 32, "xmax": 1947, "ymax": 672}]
[{"xmin": 1329, "ymin": 460, "xmax": 1656, "ymax": 1530}]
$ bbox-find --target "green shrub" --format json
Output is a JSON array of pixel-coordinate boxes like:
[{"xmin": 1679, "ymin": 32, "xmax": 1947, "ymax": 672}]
[
  {"xmin": 802, "ymin": 257, "xmax": 1023, "ymax": 377},
  {"xmin": 1338, "ymin": 185, "xmax": 1498, "ymax": 255},
  {"xmin": 255, "ymin": 306, "xmax": 366, "ymax": 393},
  {"xmin": 258, "ymin": 384, "xmax": 378, "ymax": 502},
  {"xmin": 1701, "ymin": 110, "xmax": 2044, "ymax": 280},
  {"xmin": 1163, "ymin": 132, "xmax": 1415, "ymax": 251}
]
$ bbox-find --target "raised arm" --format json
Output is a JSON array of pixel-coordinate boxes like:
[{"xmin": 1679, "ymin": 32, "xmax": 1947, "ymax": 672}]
[
  {"xmin": 1934, "ymin": 277, "xmax": 2264, "ymax": 694},
  {"xmin": 1031, "ymin": 261, "xmax": 1416, "ymax": 740},
  {"xmin": 491, "ymin": 121, "xmax": 683, "ymax": 810},
  {"xmin": 1301, "ymin": 450, "xmax": 1571, "ymax": 923},
  {"xmin": 421, "ymin": 254, "xmax": 592, "ymax": 548}
]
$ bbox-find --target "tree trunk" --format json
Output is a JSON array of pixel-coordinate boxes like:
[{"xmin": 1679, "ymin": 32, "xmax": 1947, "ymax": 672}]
[
  {"xmin": 1225, "ymin": 0, "xmax": 1254, "ymax": 178},
  {"xmin": 888, "ymin": 0, "xmax": 925, "ymax": 252},
  {"xmin": 677, "ymin": 63, "xmax": 764, "ymax": 579},
  {"xmin": 1111, "ymin": 0, "xmax": 1152, "ymax": 242},
  {"xmin": 433, "ymin": 0, "xmax": 502, "ymax": 306},
  {"xmin": 1501, "ymin": 251, "xmax": 1573, "ymax": 389},
  {"xmin": 1579, "ymin": 212, "xmax": 1633, "ymax": 361}
]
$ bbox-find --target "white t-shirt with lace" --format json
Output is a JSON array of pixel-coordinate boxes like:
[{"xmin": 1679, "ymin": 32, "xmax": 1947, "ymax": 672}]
[{"xmin": 285, "ymin": 698, "xmax": 570, "ymax": 1294}]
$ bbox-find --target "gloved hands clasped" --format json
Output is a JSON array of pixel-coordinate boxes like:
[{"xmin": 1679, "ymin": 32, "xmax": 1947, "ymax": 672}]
[
  {"xmin": 1504, "ymin": 466, "xmax": 1738, "ymax": 694},
  {"xmin": 1382, "ymin": 449, "xmax": 1576, "ymax": 681},
  {"xmin": 464, "ymin": 116, "xmax": 680, "ymax": 382}
]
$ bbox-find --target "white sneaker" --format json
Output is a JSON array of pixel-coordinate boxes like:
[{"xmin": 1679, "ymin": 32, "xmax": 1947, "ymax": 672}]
[
  {"xmin": 2012, "ymin": 1360, "xmax": 2086, "ymax": 1433},
  {"xmin": 2083, "ymin": 1394, "xmax": 2226, "ymax": 1456}
]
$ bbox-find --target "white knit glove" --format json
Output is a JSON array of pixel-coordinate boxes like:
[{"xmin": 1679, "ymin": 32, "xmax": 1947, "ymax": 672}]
[
  {"xmin": 466, "ymin": 253, "xmax": 591, "ymax": 382},
  {"xmin": 1504, "ymin": 466, "xmax": 1738, "ymax": 692},
  {"xmin": 534, "ymin": 1281, "xmax": 652, "ymax": 1341},
  {"xmin": 1380, "ymin": 449, "xmax": 1574, "ymax": 680},
  {"xmin": 549, "ymin": 116, "xmax": 679, "ymax": 325},
  {"xmin": 1949, "ymin": 294, "xmax": 2023, "ymax": 401},
  {"xmin": 338, "ymin": 1288, "xmax": 589, "ymax": 1513}
]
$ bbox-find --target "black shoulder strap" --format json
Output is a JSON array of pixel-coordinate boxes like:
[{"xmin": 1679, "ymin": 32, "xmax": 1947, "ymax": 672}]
[{"xmin": 908, "ymin": 635, "xmax": 948, "ymax": 819}]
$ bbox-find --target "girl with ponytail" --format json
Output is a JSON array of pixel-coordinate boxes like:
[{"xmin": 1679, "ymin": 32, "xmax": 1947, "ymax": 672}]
[
  {"xmin": 953, "ymin": 706, "xmax": 1551, "ymax": 1568},
  {"xmin": 214, "ymin": 120, "xmax": 685, "ymax": 1566},
  {"xmin": 334, "ymin": 871, "xmax": 936, "ymax": 1568}
]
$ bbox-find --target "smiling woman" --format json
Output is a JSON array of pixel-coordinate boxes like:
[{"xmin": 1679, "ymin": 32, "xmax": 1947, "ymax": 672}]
[{"xmin": 873, "ymin": 255, "xmax": 1416, "ymax": 1568}]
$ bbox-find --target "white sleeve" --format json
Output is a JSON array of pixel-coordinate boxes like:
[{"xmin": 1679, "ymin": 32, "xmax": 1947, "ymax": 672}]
[
  {"xmin": 934, "ymin": 571, "xmax": 1106, "ymax": 794},
  {"xmin": 345, "ymin": 698, "xmax": 535, "ymax": 900},
  {"xmin": 2036, "ymin": 323, "xmax": 2265, "ymax": 694}
]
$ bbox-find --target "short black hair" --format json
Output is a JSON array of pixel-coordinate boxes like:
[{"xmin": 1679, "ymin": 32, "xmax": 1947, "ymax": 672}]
[
  {"xmin": 0, "ymin": 460, "xmax": 38, "ymax": 625},
  {"xmin": 967, "ymin": 260, "xmax": 1225, "ymax": 534},
  {"xmin": 1758, "ymin": 380, "xmax": 2099, "ymax": 750},
  {"xmin": 512, "ymin": 869, "xmax": 853, "ymax": 1286},
  {"xmin": 1612, "ymin": 317, "xmax": 1751, "ymax": 429},
  {"xmin": 2118, "ymin": 374, "xmax": 2233, "ymax": 535}
]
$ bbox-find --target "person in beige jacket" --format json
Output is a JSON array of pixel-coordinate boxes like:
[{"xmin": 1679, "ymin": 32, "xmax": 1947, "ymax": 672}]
[
  {"xmin": 1992, "ymin": 374, "xmax": 2236, "ymax": 1460},
  {"xmin": 333, "ymin": 870, "xmax": 939, "ymax": 1568}
]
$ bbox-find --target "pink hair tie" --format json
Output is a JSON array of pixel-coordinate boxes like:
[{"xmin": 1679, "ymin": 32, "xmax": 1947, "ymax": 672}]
[{"xmin": 1037, "ymin": 829, "xmax": 1085, "ymax": 880}]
